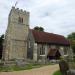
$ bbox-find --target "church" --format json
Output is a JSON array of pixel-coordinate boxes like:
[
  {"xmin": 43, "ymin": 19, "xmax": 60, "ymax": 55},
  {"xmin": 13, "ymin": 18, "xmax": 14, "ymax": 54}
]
[{"xmin": 1, "ymin": 7, "xmax": 70, "ymax": 63}]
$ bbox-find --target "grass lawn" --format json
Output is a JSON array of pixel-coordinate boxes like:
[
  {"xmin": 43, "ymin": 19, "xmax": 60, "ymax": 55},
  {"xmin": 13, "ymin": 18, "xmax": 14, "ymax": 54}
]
[
  {"xmin": 0, "ymin": 63, "xmax": 51, "ymax": 72},
  {"xmin": 53, "ymin": 70, "xmax": 61, "ymax": 75}
]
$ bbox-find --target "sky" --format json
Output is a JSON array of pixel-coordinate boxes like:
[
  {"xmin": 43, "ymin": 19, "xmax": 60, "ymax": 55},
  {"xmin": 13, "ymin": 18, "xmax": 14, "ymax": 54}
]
[{"xmin": 0, "ymin": 0, "xmax": 75, "ymax": 36}]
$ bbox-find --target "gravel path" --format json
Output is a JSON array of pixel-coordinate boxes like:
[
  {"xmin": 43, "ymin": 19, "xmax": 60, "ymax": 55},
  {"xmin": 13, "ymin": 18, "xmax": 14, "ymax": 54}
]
[{"xmin": 0, "ymin": 64, "xmax": 59, "ymax": 75}]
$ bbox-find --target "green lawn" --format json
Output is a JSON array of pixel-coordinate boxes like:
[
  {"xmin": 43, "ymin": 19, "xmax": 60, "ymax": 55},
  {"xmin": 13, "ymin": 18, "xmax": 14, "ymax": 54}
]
[
  {"xmin": 53, "ymin": 70, "xmax": 61, "ymax": 75},
  {"xmin": 0, "ymin": 63, "xmax": 50, "ymax": 72}
]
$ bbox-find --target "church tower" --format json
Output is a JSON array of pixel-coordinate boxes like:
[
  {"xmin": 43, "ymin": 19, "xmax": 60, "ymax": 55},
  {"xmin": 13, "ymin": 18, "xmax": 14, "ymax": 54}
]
[{"xmin": 3, "ymin": 7, "xmax": 29, "ymax": 61}]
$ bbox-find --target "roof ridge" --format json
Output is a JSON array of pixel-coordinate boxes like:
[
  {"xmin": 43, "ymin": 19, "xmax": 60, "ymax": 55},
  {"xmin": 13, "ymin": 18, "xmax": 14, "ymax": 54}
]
[{"xmin": 30, "ymin": 29, "xmax": 64, "ymax": 37}]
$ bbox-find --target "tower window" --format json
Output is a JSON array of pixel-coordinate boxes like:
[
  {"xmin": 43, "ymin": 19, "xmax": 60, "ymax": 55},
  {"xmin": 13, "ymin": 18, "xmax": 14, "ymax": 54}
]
[{"xmin": 18, "ymin": 17, "xmax": 23, "ymax": 23}]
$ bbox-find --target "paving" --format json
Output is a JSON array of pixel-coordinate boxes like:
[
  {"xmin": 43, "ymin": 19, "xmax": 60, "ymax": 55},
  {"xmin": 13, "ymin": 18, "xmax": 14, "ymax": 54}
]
[{"xmin": 0, "ymin": 64, "xmax": 59, "ymax": 75}]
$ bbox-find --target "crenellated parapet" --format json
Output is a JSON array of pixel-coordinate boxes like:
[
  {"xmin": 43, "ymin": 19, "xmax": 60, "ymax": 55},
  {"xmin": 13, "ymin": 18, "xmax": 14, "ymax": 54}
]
[{"xmin": 10, "ymin": 6, "xmax": 29, "ymax": 16}]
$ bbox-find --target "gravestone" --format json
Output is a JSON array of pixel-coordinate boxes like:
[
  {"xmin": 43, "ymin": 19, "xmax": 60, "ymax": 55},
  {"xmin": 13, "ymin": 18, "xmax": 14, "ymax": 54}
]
[{"xmin": 59, "ymin": 60, "xmax": 69, "ymax": 75}]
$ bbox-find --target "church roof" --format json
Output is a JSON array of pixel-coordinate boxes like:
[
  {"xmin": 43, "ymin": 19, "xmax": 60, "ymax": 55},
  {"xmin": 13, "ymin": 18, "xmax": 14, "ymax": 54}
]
[{"xmin": 31, "ymin": 30, "xmax": 70, "ymax": 46}]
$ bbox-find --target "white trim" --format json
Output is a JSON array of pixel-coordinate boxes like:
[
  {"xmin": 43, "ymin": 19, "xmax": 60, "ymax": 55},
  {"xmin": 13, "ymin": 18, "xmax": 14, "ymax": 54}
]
[
  {"xmin": 64, "ymin": 55, "xmax": 68, "ymax": 57},
  {"xmin": 39, "ymin": 55, "xmax": 45, "ymax": 57}
]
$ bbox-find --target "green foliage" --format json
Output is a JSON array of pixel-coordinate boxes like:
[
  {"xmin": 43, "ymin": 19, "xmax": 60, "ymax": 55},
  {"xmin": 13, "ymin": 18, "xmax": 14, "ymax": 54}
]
[
  {"xmin": 67, "ymin": 32, "xmax": 75, "ymax": 54},
  {"xmin": 0, "ymin": 63, "xmax": 45, "ymax": 72},
  {"xmin": 71, "ymin": 42, "xmax": 75, "ymax": 53},
  {"xmin": 34, "ymin": 26, "xmax": 44, "ymax": 31},
  {"xmin": 0, "ymin": 34, "xmax": 4, "ymax": 45},
  {"xmin": 67, "ymin": 32, "xmax": 75, "ymax": 40},
  {"xmin": 53, "ymin": 70, "xmax": 61, "ymax": 75},
  {"xmin": 0, "ymin": 34, "xmax": 4, "ymax": 59},
  {"xmin": 39, "ymin": 27, "xmax": 44, "ymax": 31}
]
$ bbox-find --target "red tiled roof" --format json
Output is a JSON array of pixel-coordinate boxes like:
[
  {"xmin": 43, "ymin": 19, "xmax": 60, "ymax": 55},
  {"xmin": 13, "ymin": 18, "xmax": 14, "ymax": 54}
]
[{"xmin": 31, "ymin": 30, "xmax": 70, "ymax": 46}]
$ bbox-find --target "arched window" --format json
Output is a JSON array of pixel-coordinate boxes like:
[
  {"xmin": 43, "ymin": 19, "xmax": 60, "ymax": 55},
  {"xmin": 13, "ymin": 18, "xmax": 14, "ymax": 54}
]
[
  {"xmin": 18, "ymin": 17, "xmax": 23, "ymax": 23},
  {"xmin": 40, "ymin": 45, "xmax": 45, "ymax": 55}
]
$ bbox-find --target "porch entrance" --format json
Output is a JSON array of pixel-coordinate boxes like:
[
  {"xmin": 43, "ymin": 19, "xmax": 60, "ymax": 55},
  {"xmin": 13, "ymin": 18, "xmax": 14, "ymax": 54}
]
[{"xmin": 47, "ymin": 48, "xmax": 61, "ymax": 60}]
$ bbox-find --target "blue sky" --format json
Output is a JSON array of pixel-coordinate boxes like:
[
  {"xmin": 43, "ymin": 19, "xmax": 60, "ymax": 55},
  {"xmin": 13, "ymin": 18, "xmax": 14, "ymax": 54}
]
[{"xmin": 0, "ymin": 0, "xmax": 75, "ymax": 36}]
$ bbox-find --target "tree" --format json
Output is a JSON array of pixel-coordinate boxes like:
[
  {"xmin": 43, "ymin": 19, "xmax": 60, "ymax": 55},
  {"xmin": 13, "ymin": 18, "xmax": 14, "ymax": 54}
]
[
  {"xmin": 0, "ymin": 34, "xmax": 4, "ymax": 59},
  {"xmin": 39, "ymin": 27, "xmax": 44, "ymax": 31},
  {"xmin": 34, "ymin": 26, "xmax": 39, "ymax": 31},
  {"xmin": 67, "ymin": 32, "xmax": 75, "ymax": 54},
  {"xmin": 70, "ymin": 40, "xmax": 75, "ymax": 53},
  {"xmin": 34, "ymin": 26, "xmax": 44, "ymax": 32},
  {"xmin": 68, "ymin": 32, "xmax": 75, "ymax": 40}
]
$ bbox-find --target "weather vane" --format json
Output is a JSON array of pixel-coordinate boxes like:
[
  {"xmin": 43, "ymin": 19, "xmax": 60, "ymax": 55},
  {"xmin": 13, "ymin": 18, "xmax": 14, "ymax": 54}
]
[{"xmin": 15, "ymin": 0, "xmax": 18, "ymax": 7}]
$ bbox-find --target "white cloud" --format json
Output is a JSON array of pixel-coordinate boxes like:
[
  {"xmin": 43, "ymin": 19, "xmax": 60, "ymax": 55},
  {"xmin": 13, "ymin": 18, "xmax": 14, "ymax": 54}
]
[{"xmin": 0, "ymin": 0, "xmax": 75, "ymax": 36}]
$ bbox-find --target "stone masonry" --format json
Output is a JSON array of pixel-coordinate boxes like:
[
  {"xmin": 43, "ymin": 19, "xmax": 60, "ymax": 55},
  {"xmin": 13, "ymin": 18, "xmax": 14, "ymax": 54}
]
[{"xmin": 2, "ymin": 7, "xmax": 29, "ymax": 61}]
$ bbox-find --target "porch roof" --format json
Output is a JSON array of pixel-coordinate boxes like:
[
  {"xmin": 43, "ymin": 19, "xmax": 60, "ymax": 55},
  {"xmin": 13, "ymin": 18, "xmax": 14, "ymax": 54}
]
[{"xmin": 48, "ymin": 49, "xmax": 58, "ymax": 56}]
